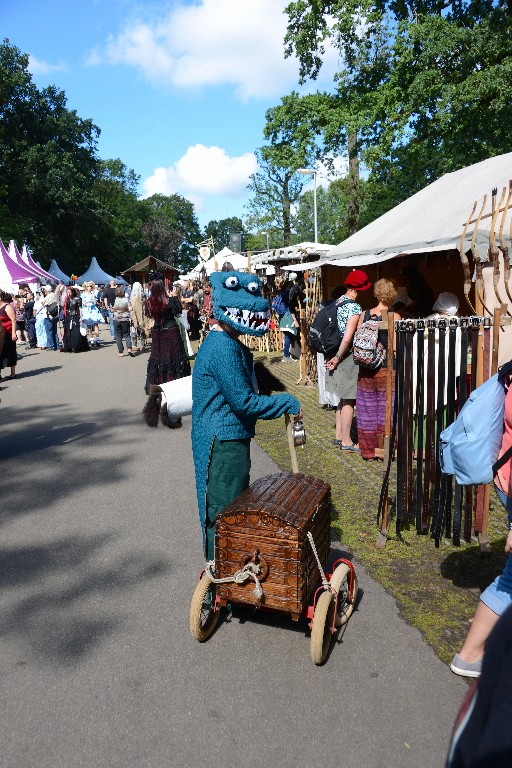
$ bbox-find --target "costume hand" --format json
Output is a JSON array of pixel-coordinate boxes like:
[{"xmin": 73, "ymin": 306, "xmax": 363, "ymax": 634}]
[
  {"xmin": 505, "ymin": 530, "xmax": 512, "ymax": 554},
  {"xmin": 294, "ymin": 408, "xmax": 303, "ymax": 421},
  {"xmin": 325, "ymin": 357, "xmax": 338, "ymax": 371}
]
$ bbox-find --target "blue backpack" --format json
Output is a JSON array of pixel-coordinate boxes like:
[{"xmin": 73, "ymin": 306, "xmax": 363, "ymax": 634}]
[
  {"xmin": 271, "ymin": 293, "xmax": 287, "ymax": 317},
  {"xmin": 439, "ymin": 360, "xmax": 512, "ymax": 485}
]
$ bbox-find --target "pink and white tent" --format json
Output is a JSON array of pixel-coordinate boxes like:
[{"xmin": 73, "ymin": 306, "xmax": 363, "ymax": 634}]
[
  {"xmin": 0, "ymin": 240, "xmax": 40, "ymax": 288},
  {"xmin": 19, "ymin": 244, "xmax": 55, "ymax": 282}
]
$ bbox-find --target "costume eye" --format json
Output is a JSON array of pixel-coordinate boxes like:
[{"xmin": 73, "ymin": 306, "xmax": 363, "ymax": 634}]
[
  {"xmin": 246, "ymin": 281, "xmax": 259, "ymax": 294},
  {"xmin": 224, "ymin": 276, "xmax": 239, "ymax": 289}
]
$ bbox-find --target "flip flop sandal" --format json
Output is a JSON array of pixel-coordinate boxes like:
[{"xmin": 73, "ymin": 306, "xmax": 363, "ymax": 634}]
[
  {"xmin": 340, "ymin": 443, "xmax": 360, "ymax": 452},
  {"xmin": 333, "ymin": 439, "xmax": 343, "ymax": 446}
]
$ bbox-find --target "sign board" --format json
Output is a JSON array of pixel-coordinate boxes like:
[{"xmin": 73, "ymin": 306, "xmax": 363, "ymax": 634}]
[
  {"xmin": 229, "ymin": 233, "xmax": 242, "ymax": 253},
  {"xmin": 199, "ymin": 246, "xmax": 210, "ymax": 261}
]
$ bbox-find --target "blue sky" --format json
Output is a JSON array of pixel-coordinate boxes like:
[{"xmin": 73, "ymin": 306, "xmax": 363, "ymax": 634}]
[{"xmin": 2, "ymin": 0, "xmax": 340, "ymax": 230}]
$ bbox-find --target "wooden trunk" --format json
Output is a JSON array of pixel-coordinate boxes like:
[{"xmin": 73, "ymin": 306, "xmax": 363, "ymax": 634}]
[{"xmin": 214, "ymin": 472, "xmax": 331, "ymax": 620}]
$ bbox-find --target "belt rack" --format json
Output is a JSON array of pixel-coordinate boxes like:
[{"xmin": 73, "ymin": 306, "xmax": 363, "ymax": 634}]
[{"xmin": 376, "ymin": 309, "xmax": 510, "ymax": 552}]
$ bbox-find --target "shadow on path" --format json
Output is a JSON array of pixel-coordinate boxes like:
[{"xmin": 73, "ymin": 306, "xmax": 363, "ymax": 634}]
[{"xmin": 0, "ymin": 533, "xmax": 171, "ymax": 665}]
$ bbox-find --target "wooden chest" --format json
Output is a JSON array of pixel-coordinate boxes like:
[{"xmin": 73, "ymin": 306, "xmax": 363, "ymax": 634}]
[{"xmin": 214, "ymin": 472, "xmax": 331, "ymax": 620}]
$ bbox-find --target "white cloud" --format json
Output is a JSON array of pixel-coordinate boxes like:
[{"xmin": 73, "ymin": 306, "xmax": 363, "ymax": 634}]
[
  {"xmin": 28, "ymin": 54, "xmax": 68, "ymax": 76},
  {"xmin": 142, "ymin": 144, "xmax": 258, "ymax": 210},
  {"xmin": 86, "ymin": 0, "xmax": 339, "ymax": 100}
]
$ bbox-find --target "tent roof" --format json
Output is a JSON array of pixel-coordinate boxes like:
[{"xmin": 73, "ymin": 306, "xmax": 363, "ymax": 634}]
[
  {"xmin": 47, "ymin": 259, "xmax": 72, "ymax": 285},
  {"xmin": 322, "ymin": 153, "xmax": 512, "ymax": 268},
  {"xmin": 0, "ymin": 240, "xmax": 40, "ymax": 283},
  {"xmin": 251, "ymin": 242, "xmax": 334, "ymax": 268},
  {"xmin": 122, "ymin": 255, "xmax": 179, "ymax": 276},
  {"xmin": 19, "ymin": 245, "xmax": 55, "ymax": 282},
  {"xmin": 77, "ymin": 257, "xmax": 115, "ymax": 284}
]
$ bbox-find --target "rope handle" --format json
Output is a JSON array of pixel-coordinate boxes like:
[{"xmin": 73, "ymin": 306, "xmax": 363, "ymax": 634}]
[
  {"xmin": 307, "ymin": 532, "xmax": 334, "ymax": 593},
  {"xmin": 204, "ymin": 560, "xmax": 264, "ymax": 600}
]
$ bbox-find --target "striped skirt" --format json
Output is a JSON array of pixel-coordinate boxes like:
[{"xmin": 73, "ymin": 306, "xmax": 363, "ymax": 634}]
[{"xmin": 356, "ymin": 367, "xmax": 393, "ymax": 460}]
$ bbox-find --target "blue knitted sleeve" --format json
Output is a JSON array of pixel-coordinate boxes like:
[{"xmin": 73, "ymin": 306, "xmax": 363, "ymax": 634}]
[{"xmin": 213, "ymin": 342, "xmax": 300, "ymax": 420}]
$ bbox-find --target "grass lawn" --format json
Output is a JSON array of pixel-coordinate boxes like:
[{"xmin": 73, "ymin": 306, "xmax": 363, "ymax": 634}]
[{"xmin": 253, "ymin": 351, "xmax": 509, "ymax": 665}]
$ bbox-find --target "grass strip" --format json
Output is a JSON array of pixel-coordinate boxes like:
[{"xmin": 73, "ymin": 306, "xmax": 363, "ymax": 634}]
[{"xmin": 253, "ymin": 353, "xmax": 509, "ymax": 665}]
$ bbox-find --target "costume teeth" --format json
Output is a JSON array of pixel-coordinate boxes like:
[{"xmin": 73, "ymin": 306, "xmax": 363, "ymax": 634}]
[{"xmin": 223, "ymin": 307, "xmax": 269, "ymax": 330}]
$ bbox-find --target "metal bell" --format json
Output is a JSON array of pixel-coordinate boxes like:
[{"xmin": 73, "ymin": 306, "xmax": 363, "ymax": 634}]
[{"xmin": 292, "ymin": 420, "xmax": 306, "ymax": 447}]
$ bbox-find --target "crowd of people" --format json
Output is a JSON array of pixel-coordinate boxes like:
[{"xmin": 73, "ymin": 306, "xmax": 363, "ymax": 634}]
[{"xmin": 0, "ymin": 273, "xmax": 206, "ymax": 390}]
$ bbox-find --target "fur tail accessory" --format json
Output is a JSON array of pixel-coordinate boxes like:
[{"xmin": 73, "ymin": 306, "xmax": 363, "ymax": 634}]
[
  {"xmin": 143, "ymin": 376, "xmax": 193, "ymax": 428},
  {"xmin": 142, "ymin": 364, "xmax": 285, "ymax": 429}
]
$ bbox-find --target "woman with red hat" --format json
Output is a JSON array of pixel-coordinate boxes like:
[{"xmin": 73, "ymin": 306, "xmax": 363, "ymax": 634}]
[{"xmin": 325, "ymin": 269, "xmax": 371, "ymax": 452}]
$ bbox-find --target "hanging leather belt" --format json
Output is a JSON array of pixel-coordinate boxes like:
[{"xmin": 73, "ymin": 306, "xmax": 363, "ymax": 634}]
[
  {"xmin": 442, "ymin": 318, "xmax": 458, "ymax": 539},
  {"xmin": 453, "ymin": 318, "xmax": 469, "ymax": 546},
  {"xmin": 396, "ymin": 321, "xmax": 407, "ymax": 529},
  {"xmin": 422, "ymin": 321, "xmax": 436, "ymax": 528},
  {"xmin": 415, "ymin": 320, "xmax": 425, "ymax": 532},
  {"xmin": 432, "ymin": 319, "xmax": 447, "ymax": 545}
]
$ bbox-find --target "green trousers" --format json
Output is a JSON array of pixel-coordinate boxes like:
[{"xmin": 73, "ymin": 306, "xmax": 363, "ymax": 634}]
[{"xmin": 205, "ymin": 437, "xmax": 251, "ymax": 560}]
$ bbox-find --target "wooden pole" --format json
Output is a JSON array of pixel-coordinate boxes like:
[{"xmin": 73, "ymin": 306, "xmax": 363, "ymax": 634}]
[
  {"xmin": 376, "ymin": 310, "xmax": 395, "ymax": 548},
  {"xmin": 285, "ymin": 414, "xmax": 299, "ymax": 474},
  {"xmin": 479, "ymin": 308, "xmax": 502, "ymax": 555}
]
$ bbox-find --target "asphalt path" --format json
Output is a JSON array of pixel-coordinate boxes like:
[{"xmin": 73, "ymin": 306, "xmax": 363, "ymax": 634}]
[{"xmin": 0, "ymin": 334, "xmax": 467, "ymax": 768}]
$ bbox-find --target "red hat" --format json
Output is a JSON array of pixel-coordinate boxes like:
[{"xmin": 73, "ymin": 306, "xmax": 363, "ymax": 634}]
[{"xmin": 344, "ymin": 269, "xmax": 371, "ymax": 290}]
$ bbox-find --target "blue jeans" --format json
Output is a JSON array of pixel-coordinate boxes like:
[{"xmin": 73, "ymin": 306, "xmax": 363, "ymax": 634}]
[
  {"xmin": 480, "ymin": 484, "xmax": 512, "ymax": 616},
  {"xmin": 108, "ymin": 310, "xmax": 115, "ymax": 340},
  {"xmin": 283, "ymin": 331, "xmax": 291, "ymax": 359},
  {"xmin": 44, "ymin": 317, "xmax": 58, "ymax": 350}
]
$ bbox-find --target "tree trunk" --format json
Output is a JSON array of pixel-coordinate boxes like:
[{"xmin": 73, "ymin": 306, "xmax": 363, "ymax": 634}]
[
  {"xmin": 347, "ymin": 131, "xmax": 359, "ymax": 236},
  {"xmin": 283, "ymin": 179, "xmax": 291, "ymax": 246}
]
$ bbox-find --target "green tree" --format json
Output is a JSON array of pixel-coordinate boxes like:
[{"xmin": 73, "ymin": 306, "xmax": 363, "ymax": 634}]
[
  {"xmin": 203, "ymin": 217, "xmax": 245, "ymax": 253},
  {"xmin": 293, "ymin": 177, "xmax": 392, "ymax": 245},
  {"xmin": 284, "ymin": 1, "xmax": 512, "ymax": 208},
  {"xmin": 140, "ymin": 194, "xmax": 202, "ymax": 271},
  {"xmin": 0, "ymin": 39, "xmax": 102, "ymax": 274},
  {"xmin": 245, "ymin": 146, "xmax": 308, "ymax": 247},
  {"xmin": 91, "ymin": 158, "xmax": 145, "ymax": 275}
]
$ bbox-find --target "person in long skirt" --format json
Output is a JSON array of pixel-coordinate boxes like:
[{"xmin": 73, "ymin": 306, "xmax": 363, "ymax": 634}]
[
  {"xmin": 355, "ymin": 279, "xmax": 399, "ymax": 460},
  {"xmin": 62, "ymin": 287, "xmax": 90, "ymax": 352},
  {"xmin": 144, "ymin": 279, "xmax": 190, "ymax": 394},
  {"xmin": 34, "ymin": 292, "xmax": 49, "ymax": 349},
  {"xmin": 129, "ymin": 281, "xmax": 148, "ymax": 349},
  {"xmin": 0, "ymin": 291, "xmax": 18, "ymax": 379},
  {"xmin": 80, "ymin": 281, "xmax": 103, "ymax": 345}
]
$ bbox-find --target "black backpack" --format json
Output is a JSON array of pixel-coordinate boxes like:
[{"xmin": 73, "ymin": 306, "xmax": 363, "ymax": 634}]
[{"xmin": 308, "ymin": 299, "xmax": 356, "ymax": 357}]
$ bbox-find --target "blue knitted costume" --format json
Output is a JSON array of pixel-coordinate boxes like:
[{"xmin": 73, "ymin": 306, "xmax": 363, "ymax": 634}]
[{"xmin": 192, "ymin": 271, "xmax": 300, "ymax": 549}]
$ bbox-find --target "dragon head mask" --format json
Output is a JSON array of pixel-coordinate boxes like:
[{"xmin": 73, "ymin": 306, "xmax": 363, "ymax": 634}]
[{"xmin": 210, "ymin": 270, "xmax": 270, "ymax": 336}]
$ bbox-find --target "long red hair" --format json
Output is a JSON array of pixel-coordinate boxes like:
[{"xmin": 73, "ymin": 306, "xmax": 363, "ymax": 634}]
[{"xmin": 146, "ymin": 280, "xmax": 167, "ymax": 320}]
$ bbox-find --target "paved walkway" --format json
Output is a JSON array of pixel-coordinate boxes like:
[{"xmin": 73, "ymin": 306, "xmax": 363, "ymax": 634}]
[{"xmin": 1, "ymin": 336, "xmax": 466, "ymax": 768}]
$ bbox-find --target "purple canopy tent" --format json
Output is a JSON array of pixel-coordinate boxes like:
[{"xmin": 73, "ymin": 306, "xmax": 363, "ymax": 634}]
[
  {"xmin": 10, "ymin": 240, "xmax": 53, "ymax": 283},
  {"xmin": 19, "ymin": 244, "xmax": 56, "ymax": 283},
  {"xmin": 0, "ymin": 240, "xmax": 40, "ymax": 285}
]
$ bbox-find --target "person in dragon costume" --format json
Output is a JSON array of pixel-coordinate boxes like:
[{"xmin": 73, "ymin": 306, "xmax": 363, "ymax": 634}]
[{"xmin": 192, "ymin": 270, "xmax": 301, "ymax": 560}]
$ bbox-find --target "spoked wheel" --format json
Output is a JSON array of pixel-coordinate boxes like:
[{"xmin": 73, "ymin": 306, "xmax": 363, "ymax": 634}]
[
  {"xmin": 330, "ymin": 562, "xmax": 358, "ymax": 627},
  {"xmin": 190, "ymin": 574, "xmax": 221, "ymax": 642},
  {"xmin": 310, "ymin": 590, "xmax": 335, "ymax": 665}
]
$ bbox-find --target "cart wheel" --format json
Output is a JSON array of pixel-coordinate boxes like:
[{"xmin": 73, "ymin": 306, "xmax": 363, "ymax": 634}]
[
  {"xmin": 330, "ymin": 563, "xmax": 358, "ymax": 627},
  {"xmin": 190, "ymin": 574, "xmax": 221, "ymax": 642},
  {"xmin": 310, "ymin": 590, "xmax": 335, "ymax": 665}
]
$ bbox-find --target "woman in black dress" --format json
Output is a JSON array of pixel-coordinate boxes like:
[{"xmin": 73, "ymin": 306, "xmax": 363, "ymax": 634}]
[
  {"xmin": 62, "ymin": 287, "xmax": 90, "ymax": 352},
  {"xmin": 144, "ymin": 279, "xmax": 190, "ymax": 394}
]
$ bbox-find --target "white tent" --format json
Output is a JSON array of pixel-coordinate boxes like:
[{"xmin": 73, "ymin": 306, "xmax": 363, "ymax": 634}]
[{"xmin": 285, "ymin": 153, "xmax": 512, "ymax": 272}]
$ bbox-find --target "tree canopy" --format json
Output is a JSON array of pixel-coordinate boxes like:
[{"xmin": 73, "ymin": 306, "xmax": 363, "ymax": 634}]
[
  {"xmin": 0, "ymin": 39, "xmax": 204, "ymax": 276},
  {"xmin": 203, "ymin": 217, "xmax": 245, "ymax": 254},
  {"xmin": 284, "ymin": 0, "xmax": 512, "ymax": 205}
]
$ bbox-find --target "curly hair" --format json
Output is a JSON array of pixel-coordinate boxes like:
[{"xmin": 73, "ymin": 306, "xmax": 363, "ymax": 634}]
[{"xmin": 373, "ymin": 278, "xmax": 397, "ymax": 306}]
